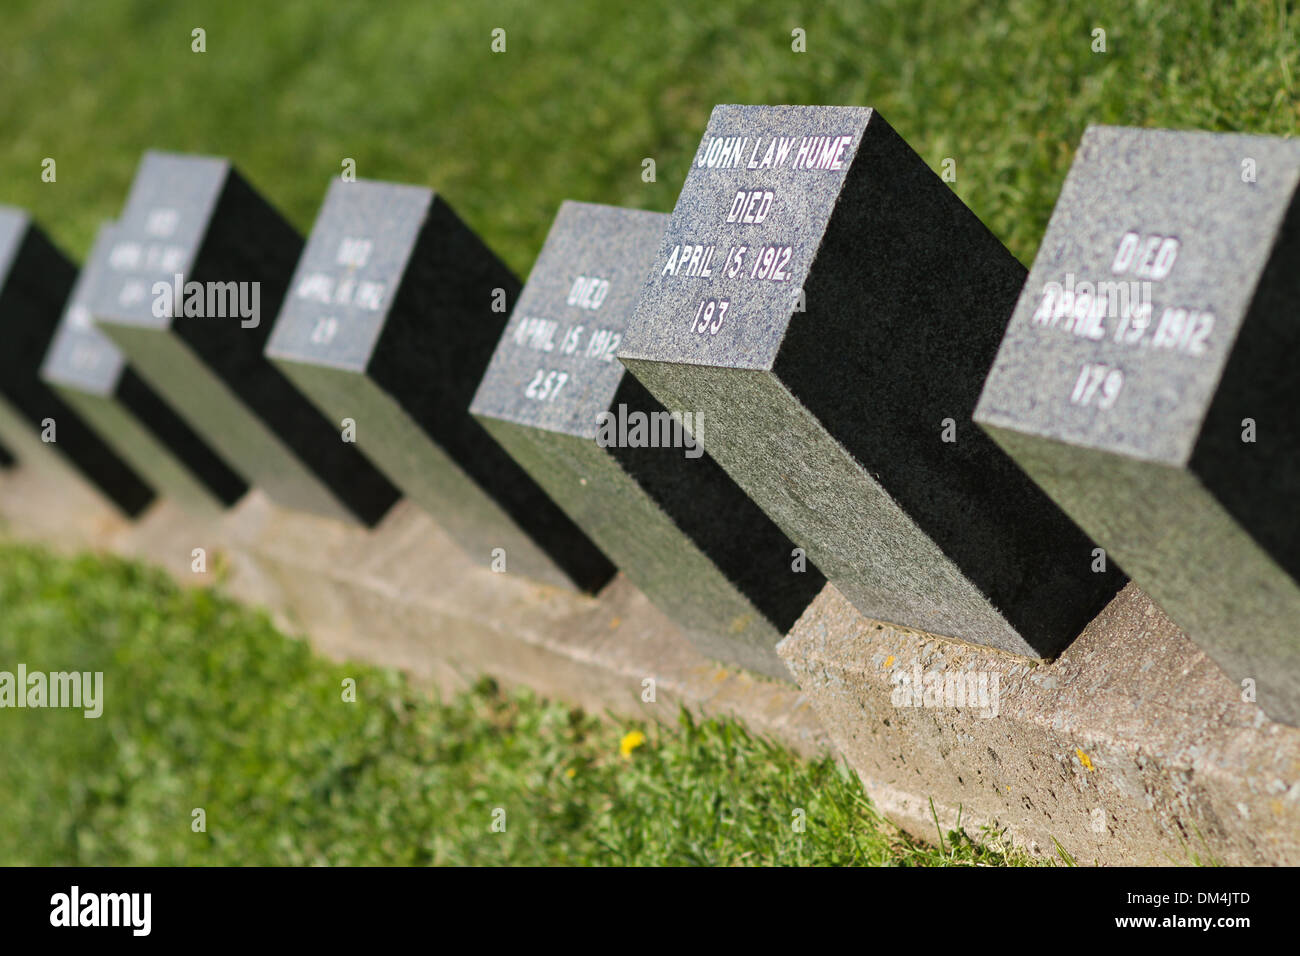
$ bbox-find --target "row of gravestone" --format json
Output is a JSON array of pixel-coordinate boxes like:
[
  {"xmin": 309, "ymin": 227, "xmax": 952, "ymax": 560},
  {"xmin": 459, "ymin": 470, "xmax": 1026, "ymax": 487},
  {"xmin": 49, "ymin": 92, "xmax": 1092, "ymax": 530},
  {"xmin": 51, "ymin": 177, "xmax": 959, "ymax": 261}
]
[{"xmin": 1, "ymin": 104, "xmax": 1296, "ymax": 727}]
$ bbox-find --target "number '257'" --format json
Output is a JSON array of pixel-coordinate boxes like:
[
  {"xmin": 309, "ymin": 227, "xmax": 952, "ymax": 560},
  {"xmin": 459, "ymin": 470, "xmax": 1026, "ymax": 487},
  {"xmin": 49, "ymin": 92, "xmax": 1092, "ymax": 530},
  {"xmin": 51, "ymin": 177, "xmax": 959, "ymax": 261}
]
[{"xmin": 525, "ymin": 369, "xmax": 568, "ymax": 401}]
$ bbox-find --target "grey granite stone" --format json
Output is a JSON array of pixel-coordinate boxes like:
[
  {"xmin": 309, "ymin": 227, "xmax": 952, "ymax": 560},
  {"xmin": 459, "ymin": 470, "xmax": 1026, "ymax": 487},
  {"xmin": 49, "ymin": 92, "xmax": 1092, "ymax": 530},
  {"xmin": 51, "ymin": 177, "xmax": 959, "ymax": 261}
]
[
  {"xmin": 471, "ymin": 201, "xmax": 825, "ymax": 679},
  {"xmin": 0, "ymin": 206, "xmax": 154, "ymax": 516},
  {"xmin": 619, "ymin": 104, "xmax": 1124, "ymax": 658},
  {"xmin": 975, "ymin": 125, "xmax": 1300, "ymax": 726},
  {"xmin": 40, "ymin": 222, "xmax": 247, "ymax": 515},
  {"xmin": 88, "ymin": 151, "xmax": 400, "ymax": 526},
  {"xmin": 265, "ymin": 179, "xmax": 614, "ymax": 591}
]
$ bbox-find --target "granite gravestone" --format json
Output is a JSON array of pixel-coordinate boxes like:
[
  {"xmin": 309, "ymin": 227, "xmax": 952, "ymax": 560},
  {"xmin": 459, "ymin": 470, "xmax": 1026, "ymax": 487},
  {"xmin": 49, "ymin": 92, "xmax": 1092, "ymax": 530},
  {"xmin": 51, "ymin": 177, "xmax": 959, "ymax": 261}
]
[
  {"xmin": 975, "ymin": 125, "xmax": 1300, "ymax": 725},
  {"xmin": 0, "ymin": 207, "xmax": 155, "ymax": 516},
  {"xmin": 41, "ymin": 222, "xmax": 248, "ymax": 514},
  {"xmin": 618, "ymin": 104, "xmax": 1125, "ymax": 658},
  {"xmin": 265, "ymin": 179, "xmax": 614, "ymax": 591},
  {"xmin": 89, "ymin": 151, "xmax": 400, "ymax": 526},
  {"xmin": 470, "ymin": 201, "xmax": 825, "ymax": 678}
]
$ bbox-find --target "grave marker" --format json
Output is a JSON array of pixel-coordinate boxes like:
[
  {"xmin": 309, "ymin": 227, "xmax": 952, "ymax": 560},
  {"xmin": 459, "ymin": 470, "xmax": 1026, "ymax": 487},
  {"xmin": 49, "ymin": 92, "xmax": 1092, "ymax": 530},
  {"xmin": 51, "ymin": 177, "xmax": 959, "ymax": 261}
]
[
  {"xmin": 41, "ymin": 222, "xmax": 248, "ymax": 514},
  {"xmin": 89, "ymin": 151, "xmax": 400, "ymax": 526},
  {"xmin": 0, "ymin": 207, "xmax": 154, "ymax": 516},
  {"xmin": 265, "ymin": 179, "xmax": 615, "ymax": 591},
  {"xmin": 975, "ymin": 125, "xmax": 1300, "ymax": 724},
  {"xmin": 619, "ymin": 105, "xmax": 1125, "ymax": 657},
  {"xmin": 471, "ymin": 201, "xmax": 825, "ymax": 678}
]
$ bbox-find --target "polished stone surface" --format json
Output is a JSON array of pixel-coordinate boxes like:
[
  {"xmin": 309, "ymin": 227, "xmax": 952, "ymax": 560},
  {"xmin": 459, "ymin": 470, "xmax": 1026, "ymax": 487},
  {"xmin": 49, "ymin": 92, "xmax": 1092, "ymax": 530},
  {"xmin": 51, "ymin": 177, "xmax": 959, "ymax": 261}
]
[
  {"xmin": 472, "ymin": 201, "xmax": 824, "ymax": 678},
  {"xmin": 88, "ymin": 151, "xmax": 399, "ymax": 526},
  {"xmin": 0, "ymin": 207, "xmax": 154, "ymax": 516},
  {"xmin": 976, "ymin": 125, "xmax": 1300, "ymax": 725},
  {"xmin": 266, "ymin": 179, "xmax": 614, "ymax": 590},
  {"xmin": 41, "ymin": 222, "xmax": 247, "ymax": 514},
  {"xmin": 620, "ymin": 105, "xmax": 1124, "ymax": 657}
]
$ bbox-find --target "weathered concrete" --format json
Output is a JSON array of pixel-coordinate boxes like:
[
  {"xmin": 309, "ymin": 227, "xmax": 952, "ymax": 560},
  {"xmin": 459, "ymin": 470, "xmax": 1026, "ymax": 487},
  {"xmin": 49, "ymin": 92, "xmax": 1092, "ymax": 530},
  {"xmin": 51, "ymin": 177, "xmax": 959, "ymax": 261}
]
[{"xmin": 779, "ymin": 582, "xmax": 1300, "ymax": 865}]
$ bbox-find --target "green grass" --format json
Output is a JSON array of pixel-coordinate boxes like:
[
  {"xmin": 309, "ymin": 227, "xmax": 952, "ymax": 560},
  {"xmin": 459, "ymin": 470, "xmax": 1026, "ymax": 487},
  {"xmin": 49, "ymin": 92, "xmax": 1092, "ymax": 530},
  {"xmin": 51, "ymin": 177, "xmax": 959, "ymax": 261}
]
[
  {"xmin": 0, "ymin": 544, "xmax": 1030, "ymax": 865},
  {"xmin": 1, "ymin": 0, "xmax": 1297, "ymax": 276}
]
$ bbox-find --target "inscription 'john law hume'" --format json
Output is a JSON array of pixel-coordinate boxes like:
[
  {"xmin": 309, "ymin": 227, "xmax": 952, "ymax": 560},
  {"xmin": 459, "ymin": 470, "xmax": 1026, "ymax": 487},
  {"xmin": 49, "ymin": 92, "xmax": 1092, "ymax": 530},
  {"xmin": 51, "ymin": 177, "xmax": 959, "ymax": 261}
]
[{"xmin": 696, "ymin": 134, "xmax": 857, "ymax": 170}]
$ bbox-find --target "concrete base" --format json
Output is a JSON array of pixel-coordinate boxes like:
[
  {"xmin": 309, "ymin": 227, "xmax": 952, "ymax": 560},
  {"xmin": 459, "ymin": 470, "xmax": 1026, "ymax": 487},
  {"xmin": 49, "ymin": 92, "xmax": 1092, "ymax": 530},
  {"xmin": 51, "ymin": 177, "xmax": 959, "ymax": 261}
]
[
  {"xmin": 3, "ymin": 454, "xmax": 1297, "ymax": 864},
  {"xmin": 779, "ymin": 583, "xmax": 1300, "ymax": 865}
]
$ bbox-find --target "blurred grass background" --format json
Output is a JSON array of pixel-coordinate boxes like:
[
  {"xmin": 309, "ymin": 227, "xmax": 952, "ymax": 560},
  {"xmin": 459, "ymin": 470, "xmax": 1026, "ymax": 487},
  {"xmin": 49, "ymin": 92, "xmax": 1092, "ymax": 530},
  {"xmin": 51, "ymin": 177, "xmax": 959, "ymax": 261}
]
[
  {"xmin": 2, "ymin": 0, "xmax": 1297, "ymax": 278},
  {"xmin": 1, "ymin": 0, "xmax": 1296, "ymax": 865}
]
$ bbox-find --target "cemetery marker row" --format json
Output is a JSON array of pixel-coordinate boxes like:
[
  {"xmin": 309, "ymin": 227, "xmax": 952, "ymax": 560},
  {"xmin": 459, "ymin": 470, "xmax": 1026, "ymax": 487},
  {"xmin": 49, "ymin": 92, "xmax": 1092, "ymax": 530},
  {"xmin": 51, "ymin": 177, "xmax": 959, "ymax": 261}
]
[{"xmin": 0, "ymin": 114, "xmax": 1294, "ymax": 725}]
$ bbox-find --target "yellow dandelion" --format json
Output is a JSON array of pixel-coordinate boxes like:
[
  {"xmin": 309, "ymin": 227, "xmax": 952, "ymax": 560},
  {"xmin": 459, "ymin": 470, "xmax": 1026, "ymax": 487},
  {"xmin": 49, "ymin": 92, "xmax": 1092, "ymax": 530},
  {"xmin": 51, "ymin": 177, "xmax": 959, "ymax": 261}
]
[
  {"xmin": 620, "ymin": 730, "xmax": 646, "ymax": 758},
  {"xmin": 565, "ymin": 767, "xmax": 577, "ymax": 779},
  {"xmin": 1076, "ymin": 747, "xmax": 1094, "ymax": 771},
  {"xmin": 883, "ymin": 655, "xmax": 895, "ymax": 668}
]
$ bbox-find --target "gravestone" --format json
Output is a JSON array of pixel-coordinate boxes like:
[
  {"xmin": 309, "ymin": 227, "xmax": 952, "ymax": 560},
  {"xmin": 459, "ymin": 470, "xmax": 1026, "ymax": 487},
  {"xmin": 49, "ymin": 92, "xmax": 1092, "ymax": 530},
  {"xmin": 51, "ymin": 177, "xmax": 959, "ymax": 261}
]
[
  {"xmin": 618, "ymin": 104, "xmax": 1125, "ymax": 657},
  {"xmin": 975, "ymin": 125, "xmax": 1300, "ymax": 725},
  {"xmin": 0, "ymin": 207, "xmax": 155, "ymax": 516},
  {"xmin": 41, "ymin": 222, "xmax": 248, "ymax": 514},
  {"xmin": 89, "ymin": 151, "xmax": 400, "ymax": 526},
  {"xmin": 470, "ymin": 201, "xmax": 825, "ymax": 678},
  {"xmin": 265, "ymin": 178, "xmax": 614, "ymax": 591}
]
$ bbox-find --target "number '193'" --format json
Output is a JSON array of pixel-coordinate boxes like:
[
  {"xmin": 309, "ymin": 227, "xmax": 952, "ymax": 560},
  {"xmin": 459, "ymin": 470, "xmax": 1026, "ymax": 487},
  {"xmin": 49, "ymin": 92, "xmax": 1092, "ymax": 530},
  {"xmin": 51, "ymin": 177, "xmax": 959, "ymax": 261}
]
[{"xmin": 691, "ymin": 298, "xmax": 728, "ymax": 335}]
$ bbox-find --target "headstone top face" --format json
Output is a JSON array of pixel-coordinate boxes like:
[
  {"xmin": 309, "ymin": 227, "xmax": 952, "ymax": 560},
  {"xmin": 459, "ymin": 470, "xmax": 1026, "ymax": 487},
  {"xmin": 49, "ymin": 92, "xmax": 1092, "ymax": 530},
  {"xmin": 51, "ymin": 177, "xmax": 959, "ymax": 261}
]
[
  {"xmin": 41, "ymin": 223, "xmax": 128, "ymax": 395},
  {"xmin": 619, "ymin": 104, "xmax": 873, "ymax": 372},
  {"xmin": 0, "ymin": 206, "xmax": 29, "ymax": 277},
  {"xmin": 87, "ymin": 150, "xmax": 230, "ymax": 330},
  {"xmin": 975, "ymin": 125, "xmax": 1300, "ymax": 465},
  {"xmin": 265, "ymin": 178, "xmax": 433, "ymax": 372},
  {"xmin": 470, "ymin": 201, "xmax": 669, "ymax": 439}
]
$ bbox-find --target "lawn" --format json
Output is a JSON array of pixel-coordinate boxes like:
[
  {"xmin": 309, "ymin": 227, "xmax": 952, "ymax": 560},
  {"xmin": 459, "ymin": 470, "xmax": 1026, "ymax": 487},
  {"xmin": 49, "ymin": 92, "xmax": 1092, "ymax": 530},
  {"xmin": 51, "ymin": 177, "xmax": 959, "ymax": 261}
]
[{"xmin": 0, "ymin": 544, "xmax": 1027, "ymax": 865}]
